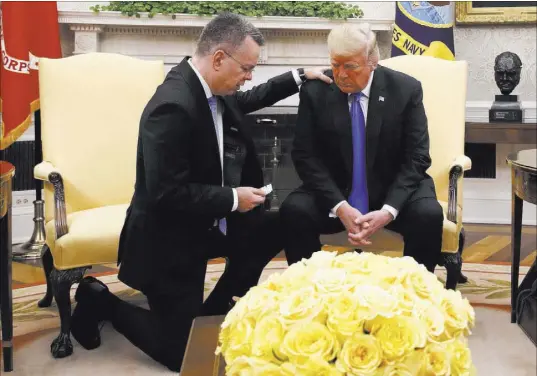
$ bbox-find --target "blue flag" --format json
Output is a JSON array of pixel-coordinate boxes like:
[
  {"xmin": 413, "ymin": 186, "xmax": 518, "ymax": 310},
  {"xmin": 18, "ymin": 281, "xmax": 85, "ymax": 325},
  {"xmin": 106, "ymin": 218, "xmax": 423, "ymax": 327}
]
[{"xmin": 391, "ymin": 1, "xmax": 455, "ymax": 60}]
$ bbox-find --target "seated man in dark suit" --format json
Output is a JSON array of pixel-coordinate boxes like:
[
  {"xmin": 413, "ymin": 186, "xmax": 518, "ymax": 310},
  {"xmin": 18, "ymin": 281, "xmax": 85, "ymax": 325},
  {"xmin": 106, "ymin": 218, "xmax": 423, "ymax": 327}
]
[
  {"xmin": 281, "ymin": 23, "xmax": 444, "ymax": 272},
  {"xmin": 68, "ymin": 13, "xmax": 331, "ymax": 372}
]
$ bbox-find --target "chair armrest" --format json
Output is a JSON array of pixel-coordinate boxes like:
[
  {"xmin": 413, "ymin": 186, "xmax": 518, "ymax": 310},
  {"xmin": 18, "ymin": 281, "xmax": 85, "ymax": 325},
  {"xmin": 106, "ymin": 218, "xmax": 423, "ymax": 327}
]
[
  {"xmin": 450, "ymin": 155, "xmax": 472, "ymax": 172},
  {"xmin": 34, "ymin": 162, "xmax": 69, "ymax": 238},
  {"xmin": 34, "ymin": 161, "xmax": 60, "ymax": 181},
  {"xmin": 447, "ymin": 155, "xmax": 472, "ymax": 223}
]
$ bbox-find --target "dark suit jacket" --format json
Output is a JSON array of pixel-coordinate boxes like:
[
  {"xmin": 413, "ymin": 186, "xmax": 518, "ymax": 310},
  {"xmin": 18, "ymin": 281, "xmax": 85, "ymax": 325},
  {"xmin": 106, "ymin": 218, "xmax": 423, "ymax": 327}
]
[
  {"xmin": 292, "ymin": 65, "xmax": 435, "ymax": 215},
  {"xmin": 117, "ymin": 57, "xmax": 299, "ymax": 291}
]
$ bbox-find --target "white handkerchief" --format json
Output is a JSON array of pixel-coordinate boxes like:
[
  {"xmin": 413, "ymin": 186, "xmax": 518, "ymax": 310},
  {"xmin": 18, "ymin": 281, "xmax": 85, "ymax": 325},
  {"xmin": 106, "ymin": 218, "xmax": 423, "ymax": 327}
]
[{"xmin": 261, "ymin": 184, "xmax": 273, "ymax": 195}]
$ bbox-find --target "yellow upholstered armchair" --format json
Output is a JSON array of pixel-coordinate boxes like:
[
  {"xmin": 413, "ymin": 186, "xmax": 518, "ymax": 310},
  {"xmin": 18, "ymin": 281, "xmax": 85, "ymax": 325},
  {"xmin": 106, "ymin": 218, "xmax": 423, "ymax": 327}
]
[
  {"xmin": 34, "ymin": 53, "xmax": 164, "ymax": 358},
  {"xmin": 320, "ymin": 55, "xmax": 471, "ymax": 290}
]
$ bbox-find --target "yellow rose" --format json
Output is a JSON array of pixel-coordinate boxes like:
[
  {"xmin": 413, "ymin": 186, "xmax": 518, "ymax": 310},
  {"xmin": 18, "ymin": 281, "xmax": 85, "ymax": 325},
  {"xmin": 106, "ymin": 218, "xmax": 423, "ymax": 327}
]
[
  {"xmin": 403, "ymin": 268, "xmax": 444, "ymax": 304},
  {"xmin": 400, "ymin": 349, "xmax": 427, "ymax": 375},
  {"xmin": 261, "ymin": 272, "xmax": 285, "ymax": 293},
  {"xmin": 334, "ymin": 252, "xmax": 388, "ymax": 277},
  {"xmin": 225, "ymin": 356, "xmax": 281, "ymax": 376},
  {"xmin": 335, "ymin": 333, "xmax": 383, "ymax": 375},
  {"xmin": 367, "ymin": 316, "xmax": 427, "ymax": 363},
  {"xmin": 438, "ymin": 290, "xmax": 470, "ymax": 340},
  {"xmin": 461, "ymin": 297, "xmax": 476, "ymax": 335},
  {"xmin": 251, "ymin": 315, "xmax": 287, "ymax": 363},
  {"xmin": 391, "ymin": 256, "xmax": 422, "ymax": 272},
  {"xmin": 283, "ymin": 357, "xmax": 344, "ymax": 376},
  {"xmin": 277, "ymin": 262, "xmax": 315, "ymax": 292},
  {"xmin": 422, "ymin": 343, "xmax": 451, "ymax": 375},
  {"xmin": 241, "ymin": 285, "xmax": 281, "ymax": 320},
  {"xmin": 356, "ymin": 285, "xmax": 401, "ymax": 319},
  {"xmin": 417, "ymin": 302, "xmax": 446, "ymax": 342},
  {"xmin": 389, "ymin": 285, "xmax": 418, "ymax": 315},
  {"xmin": 280, "ymin": 322, "xmax": 340, "ymax": 363},
  {"xmin": 279, "ymin": 287, "xmax": 326, "ymax": 327},
  {"xmin": 325, "ymin": 292, "xmax": 368, "ymax": 342},
  {"xmin": 374, "ymin": 363, "xmax": 415, "ymax": 376},
  {"xmin": 220, "ymin": 315, "xmax": 256, "ymax": 364},
  {"xmin": 305, "ymin": 250, "xmax": 338, "ymax": 269},
  {"xmin": 313, "ymin": 268, "xmax": 354, "ymax": 295},
  {"xmin": 332, "ymin": 250, "xmax": 361, "ymax": 268},
  {"xmin": 448, "ymin": 338, "xmax": 474, "ymax": 376}
]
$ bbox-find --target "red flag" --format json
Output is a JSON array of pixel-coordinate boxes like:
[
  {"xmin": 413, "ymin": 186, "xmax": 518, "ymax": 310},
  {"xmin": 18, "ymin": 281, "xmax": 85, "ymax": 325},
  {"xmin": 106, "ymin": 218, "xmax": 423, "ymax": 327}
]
[{"xmin": 0, "ymin": 2, "xmax": 62, "ymax": 150}]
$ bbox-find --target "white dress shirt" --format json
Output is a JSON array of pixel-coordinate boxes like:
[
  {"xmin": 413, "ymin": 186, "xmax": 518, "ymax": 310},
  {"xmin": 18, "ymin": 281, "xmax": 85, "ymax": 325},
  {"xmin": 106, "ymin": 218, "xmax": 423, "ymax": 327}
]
[
  {"xmin": 329, "ymin": 70, "xmax": 399, "ymax": 220},
  {"xmin": 188, "ymin": 59, "xmax": 303, "ymax": 212}
]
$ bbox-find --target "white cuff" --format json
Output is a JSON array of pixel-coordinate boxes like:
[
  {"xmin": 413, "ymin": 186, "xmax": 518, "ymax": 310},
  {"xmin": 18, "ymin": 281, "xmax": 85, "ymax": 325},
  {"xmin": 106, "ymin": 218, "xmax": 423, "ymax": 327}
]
[
  {"xmin": 381, "ymin": 205, "xmax": 398, "ymax": 220},
  {"xmin": 329, "ymin": 200, "xmax": 346, "ymax": 218},
  {"xmin": 292, "ymin": 69, "xmax": 303, "ymax": 86},
  {"xmin": 231, "ymin": 188, "xmax": 238, "ymax": 212}
]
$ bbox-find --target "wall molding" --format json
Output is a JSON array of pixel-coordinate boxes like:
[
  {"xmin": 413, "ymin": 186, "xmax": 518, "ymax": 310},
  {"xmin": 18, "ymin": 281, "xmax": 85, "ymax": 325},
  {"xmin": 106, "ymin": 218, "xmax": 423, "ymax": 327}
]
[{"xmin": 58, "ymin": 10, "xmax": 394, "ymax": 31}]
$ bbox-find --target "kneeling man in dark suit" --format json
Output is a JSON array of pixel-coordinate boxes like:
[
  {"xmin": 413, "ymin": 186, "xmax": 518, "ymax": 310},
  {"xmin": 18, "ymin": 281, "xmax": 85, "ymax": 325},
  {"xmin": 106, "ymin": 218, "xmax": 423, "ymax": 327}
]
[
  {"xmin": 69, "ymin": 13, "xmax": 331, "ymax": 372},
  {"xmin": 281, "ymin": 23, "xmax": 443, "ymax": 272}
]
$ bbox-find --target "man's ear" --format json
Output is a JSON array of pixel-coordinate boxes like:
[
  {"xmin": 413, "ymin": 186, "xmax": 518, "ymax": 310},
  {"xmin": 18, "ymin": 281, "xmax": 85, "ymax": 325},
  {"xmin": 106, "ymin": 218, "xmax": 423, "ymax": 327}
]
[
  {"xmin": 213, "ymin": 50, "xmax": 226, "ymax": 71},
  {"xmin": 369, "ymin": 57, "xmax": 379, "ymax": 71}
]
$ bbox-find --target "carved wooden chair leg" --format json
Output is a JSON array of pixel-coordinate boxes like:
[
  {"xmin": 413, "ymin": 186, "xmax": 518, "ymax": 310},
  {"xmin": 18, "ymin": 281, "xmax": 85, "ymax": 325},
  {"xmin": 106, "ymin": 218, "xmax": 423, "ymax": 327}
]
[
  {"xmin": 458, "ymin": 228, "xmax": 468, "ymax": 284},
  {"xmin": 38, "ymin": 245, "xmax": 54, "ymax": 308},
  {"xmin": 49, "ymin": 266, "xmax": 88, "ymax": 358},
  {"xmin": 443, "ymin": 252, "xmax": 462, "ymax": 290}
]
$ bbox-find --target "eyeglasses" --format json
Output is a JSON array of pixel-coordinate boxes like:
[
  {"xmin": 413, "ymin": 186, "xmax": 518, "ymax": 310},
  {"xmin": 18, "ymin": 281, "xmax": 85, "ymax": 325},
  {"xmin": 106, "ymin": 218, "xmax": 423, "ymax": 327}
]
[{"xmin": 223, "ymin": 50, "xmax": 256, "ymax": 74}]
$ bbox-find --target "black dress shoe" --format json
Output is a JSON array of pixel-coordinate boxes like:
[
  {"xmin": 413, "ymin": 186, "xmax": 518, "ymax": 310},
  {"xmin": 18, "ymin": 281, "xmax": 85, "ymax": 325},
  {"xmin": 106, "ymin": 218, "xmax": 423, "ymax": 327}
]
[{"xmin": 71, "ymin": 276, "xmax": 111, "ymax": 350}]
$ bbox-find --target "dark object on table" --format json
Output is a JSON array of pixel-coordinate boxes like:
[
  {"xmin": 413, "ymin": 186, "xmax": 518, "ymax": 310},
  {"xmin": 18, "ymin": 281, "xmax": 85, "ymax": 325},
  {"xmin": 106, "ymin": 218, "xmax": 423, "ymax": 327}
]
[
  {"xmin": 516, "ymin": 259, "xmax": 537, "ymax": 346},
  {"xmin": 1, "ymin": 161, "xmax": 15, "ymax": 372},
  {"xmin": 490, "ymin": 52, "xmax": 523, "ymax": 122},
  {"xmin": 506, "ymin": 149, "xmax": 537, "ymax": 326}
]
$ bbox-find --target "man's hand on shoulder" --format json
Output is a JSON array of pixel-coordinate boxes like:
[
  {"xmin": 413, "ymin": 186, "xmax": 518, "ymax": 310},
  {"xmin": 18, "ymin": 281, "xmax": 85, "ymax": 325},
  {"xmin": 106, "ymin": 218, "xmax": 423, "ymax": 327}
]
[
  {"xmin": 305, "ymin": 67, "xmax": 333, "ymax": 84},
  {"xmin": 236, "ymin": 187, "xmax": 266, "ymax": 213}
]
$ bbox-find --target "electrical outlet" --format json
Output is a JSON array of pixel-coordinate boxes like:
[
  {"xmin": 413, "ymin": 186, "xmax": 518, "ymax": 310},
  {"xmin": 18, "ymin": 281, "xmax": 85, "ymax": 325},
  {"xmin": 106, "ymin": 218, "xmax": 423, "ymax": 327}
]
[{"xmin": 12, "ymin": 191, "xmax": 35, "ymax": 209}]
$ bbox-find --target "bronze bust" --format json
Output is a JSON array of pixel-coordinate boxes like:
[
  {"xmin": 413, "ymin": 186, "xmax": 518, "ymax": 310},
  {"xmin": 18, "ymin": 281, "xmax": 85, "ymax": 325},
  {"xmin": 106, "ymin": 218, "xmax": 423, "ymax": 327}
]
[{"xmin": 494, "ymin": 52, "xmax": 522, "ymax": 95}]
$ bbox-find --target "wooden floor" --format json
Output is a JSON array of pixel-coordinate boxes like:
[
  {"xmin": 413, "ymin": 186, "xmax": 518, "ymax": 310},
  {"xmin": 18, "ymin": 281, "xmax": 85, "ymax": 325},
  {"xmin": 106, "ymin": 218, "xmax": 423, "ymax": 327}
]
[{"xmin": 10, "ymin": 223, "xmax": 536, "ymax": 289}]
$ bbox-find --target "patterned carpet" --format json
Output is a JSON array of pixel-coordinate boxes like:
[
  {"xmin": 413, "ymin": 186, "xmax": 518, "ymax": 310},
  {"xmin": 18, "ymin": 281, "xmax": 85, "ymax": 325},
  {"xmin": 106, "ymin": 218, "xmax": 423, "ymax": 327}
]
[
  {"xmin": 9, "ymin": 224, "xmax": 537, "ymax": 289},
  {"xmin": 7, "ymin": 260, "xmax": 531, "ymax": 339}
]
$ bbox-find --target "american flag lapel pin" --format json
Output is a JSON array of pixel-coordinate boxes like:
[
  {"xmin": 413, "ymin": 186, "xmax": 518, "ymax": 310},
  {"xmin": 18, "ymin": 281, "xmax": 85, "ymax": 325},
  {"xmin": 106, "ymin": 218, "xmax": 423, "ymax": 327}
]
[{"xmin": 379, "ymin": 96, "xmax": 385, "ymax": 102}]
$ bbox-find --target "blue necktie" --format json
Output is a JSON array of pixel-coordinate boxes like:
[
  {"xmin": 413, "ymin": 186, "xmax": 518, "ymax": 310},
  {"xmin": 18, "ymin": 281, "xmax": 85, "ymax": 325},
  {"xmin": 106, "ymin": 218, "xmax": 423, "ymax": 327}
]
[
  {"xmin": 208, "ymin": 96, "xmax": 227, "ymax": 235},
  {"xmin": 348, "ymin": 93, "xmax": 369, "ymax": 214}
]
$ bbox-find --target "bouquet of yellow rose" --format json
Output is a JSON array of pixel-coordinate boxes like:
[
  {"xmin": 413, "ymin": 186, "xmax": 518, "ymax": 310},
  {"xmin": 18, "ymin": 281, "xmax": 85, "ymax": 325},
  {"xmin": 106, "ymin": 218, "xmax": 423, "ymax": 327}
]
[{"xmin": 216, "ymin": 251, "xmax": 476, "ymax": 376}]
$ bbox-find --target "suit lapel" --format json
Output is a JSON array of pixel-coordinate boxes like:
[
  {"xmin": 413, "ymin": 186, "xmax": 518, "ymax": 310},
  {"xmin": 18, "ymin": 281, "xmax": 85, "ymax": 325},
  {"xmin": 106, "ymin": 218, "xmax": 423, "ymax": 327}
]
[
  {"xmin": 365, "ymin": 67, "xmax": 386, "ymax": 172},
  {"xmin": 178, "ymin": 58, "xmax": 222, "ymax": 179},
  {"xmin": 328, "ymin": 84, "xmax": 354, "ymax": 176}
]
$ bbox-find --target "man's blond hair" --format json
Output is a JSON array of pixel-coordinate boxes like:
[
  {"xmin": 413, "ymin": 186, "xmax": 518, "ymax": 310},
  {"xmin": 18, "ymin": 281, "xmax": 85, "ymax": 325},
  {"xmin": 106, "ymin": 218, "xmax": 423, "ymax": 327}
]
[{"xmin": 327, "ymin": 23, "xmax": 379, "ymax": 64}]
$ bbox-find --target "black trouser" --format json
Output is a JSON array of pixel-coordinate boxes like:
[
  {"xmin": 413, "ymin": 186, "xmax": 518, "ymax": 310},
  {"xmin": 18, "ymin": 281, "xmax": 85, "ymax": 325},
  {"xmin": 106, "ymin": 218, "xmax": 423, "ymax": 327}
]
[
  {"xmin": 108, "ymin": 211, "xmax": 283, "ymax": 372},
  {"xmin": 280, "ymin": 189, "xmax": 443, "ymax": 272}
]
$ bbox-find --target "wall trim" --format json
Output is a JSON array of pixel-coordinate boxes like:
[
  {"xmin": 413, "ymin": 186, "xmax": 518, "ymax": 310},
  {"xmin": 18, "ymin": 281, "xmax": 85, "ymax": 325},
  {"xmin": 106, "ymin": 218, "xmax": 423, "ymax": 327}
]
[{"xmin": 58, "ymin": 10, "xmax": 394, "ymax": 31}]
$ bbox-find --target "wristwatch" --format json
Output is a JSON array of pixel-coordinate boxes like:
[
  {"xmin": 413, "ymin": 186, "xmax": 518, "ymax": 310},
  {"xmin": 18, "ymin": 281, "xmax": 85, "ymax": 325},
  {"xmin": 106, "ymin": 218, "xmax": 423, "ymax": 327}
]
[{"xmin": 298, "ymin": 68, "xmax": 307, "ymax": 83}]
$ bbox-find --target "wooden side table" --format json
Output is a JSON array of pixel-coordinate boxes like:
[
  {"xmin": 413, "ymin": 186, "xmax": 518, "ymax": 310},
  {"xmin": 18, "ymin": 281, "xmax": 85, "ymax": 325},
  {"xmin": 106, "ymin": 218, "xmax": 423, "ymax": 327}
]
[
  {"xmin": 181, "ymin": 315, "xmax": 226, "ymax": 376},
  {"xmin": 507, "ymin": 149, "xmax": 537, "ymax": 324},
  {"xmin": 0, "ymin": 161, "xmax": 15, "ymax": 372}
]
